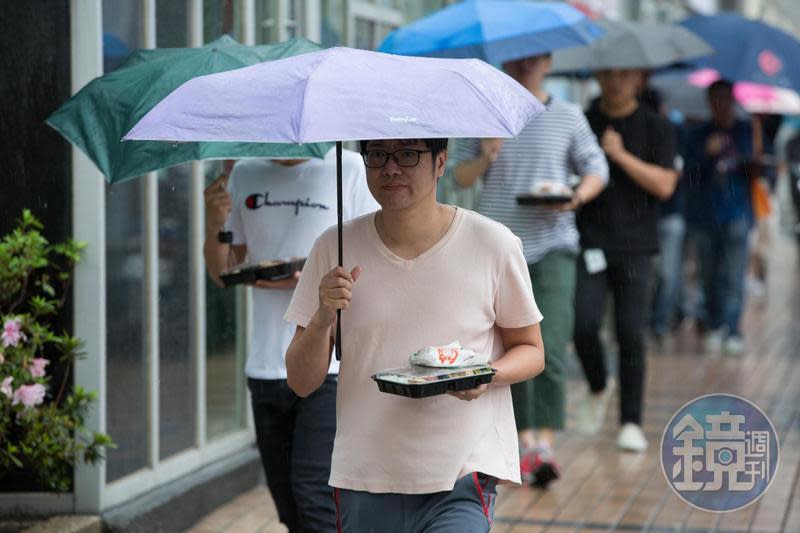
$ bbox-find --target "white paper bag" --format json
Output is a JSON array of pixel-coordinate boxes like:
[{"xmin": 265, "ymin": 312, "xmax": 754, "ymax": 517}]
[{"xmin": 409, "ymin": 341, "xmax": 490, "ymax": 368}]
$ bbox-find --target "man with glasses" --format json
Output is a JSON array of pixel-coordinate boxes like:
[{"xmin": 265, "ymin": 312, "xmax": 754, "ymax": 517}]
[{"xmin": 283, "ymin": 138, "xmax": 545, "ymax": 532}]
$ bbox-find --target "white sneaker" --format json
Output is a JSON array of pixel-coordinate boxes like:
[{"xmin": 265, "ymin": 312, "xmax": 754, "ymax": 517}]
[
  {"xmin": 724, "ymin": 336, "xmax": 744, "ymax": 355},
  {"xmin": 617, "ymin": 423, "xmax": 648, "ymax": 453},
  {"xmin": 703, "ymin": 329, "xmax": 724, "ymax": 353},
  {"xmin": 575, "ymin": 378, "xmax": 616, "ymax": 435},
  {"xmin": 746, "ymin": 276, "xmax": 766, "ymax": 299}
]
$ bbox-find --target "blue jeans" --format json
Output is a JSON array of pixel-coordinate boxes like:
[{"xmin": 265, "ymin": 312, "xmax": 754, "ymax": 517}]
[
  {"xmin": 651, "ymin": 214, "xmax": 687, "ymax": 336},
  {"xmin": 335, "ymin": 472, "xmax": 497, "ymax": 533},
  {"xmin": 694, "ymin": 217, "xmax": 751, "ymax": 336},
  {"xmin": 248, "ymin": 376, "xmax": 338, "ymax": 533}
]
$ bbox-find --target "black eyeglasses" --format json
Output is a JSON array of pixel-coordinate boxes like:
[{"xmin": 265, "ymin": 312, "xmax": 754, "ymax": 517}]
[{"xmin": 362, "ymin": 149, "xmax": 432, "ymax": 168}]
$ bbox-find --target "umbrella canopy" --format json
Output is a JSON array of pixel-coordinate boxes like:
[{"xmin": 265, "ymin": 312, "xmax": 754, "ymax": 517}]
[
  {"xmin": 689, "ymin": 68, "xmax": 800, "ymax": 115},
  {"xmin": 652, "ymin": 68, "xmax": 800, "ymax": 120},
  {"xmin": 550, "ymin": 19, "xmax": 713, "ymax": 75},
  {"xmin": 650, "ymin": 72, "xmax": 749, "ymax": 120},
  {"xmin": 377, "ymin": 0, "xmax": 604, "ymax": 64},
  {"xmin": 125, "ymin": 46, "xmax": 544, "ymax": 360},
  {"xmin": 731, "ymin": 82, "xmax": 800, "ymax": 115},
  {"xmin": 47, "ymin": 36, "xmax": 332, "ymax": 183},
  {"xmin": 124, "ymin": 46, "xmax": 544, "ymax": 143},
  {"xmin": 680, "ymin": 14, "xmax": 800, "ymax": 92}
]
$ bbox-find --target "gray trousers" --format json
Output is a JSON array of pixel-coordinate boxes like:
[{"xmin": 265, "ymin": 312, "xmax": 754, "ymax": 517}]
[{"xmin": 334, "ymin": 472, "xmax": 497, "ymax": 533}]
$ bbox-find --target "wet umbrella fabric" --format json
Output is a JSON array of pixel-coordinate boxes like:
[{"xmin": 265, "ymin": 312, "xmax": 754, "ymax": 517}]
[
  {"xmin": 550, "ymin": 19, "xmax": 713, "ymax": 75},
  {"xmin": 680, "ymin": 14, "xmax": 800, "ymax": 92},
  {"xmin": 652, "ymin": 69, "xmax": 800, "ymax": 119},
  {"xmin": 124, "ymin": 46, "xmax": 545, "ymax": 359},
  {"xmin": 47, "ymin": 36, "xmax": 331, "ymax": 183},
  {"xmin": 377, "ymin": 0, "xmax": 604, "ymax": 63},
  {"xmin": 124, "ymin": 47, "xmax": 543, "ymax": 143},
  {"xmin": 650, "ymin": 73, "xmax": 744, "ymax": 120}
]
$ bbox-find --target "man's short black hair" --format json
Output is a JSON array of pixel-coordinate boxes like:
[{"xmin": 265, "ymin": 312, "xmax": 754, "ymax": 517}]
[
  {"xmin": 708, "ymin": 79, "xmax": 734, "ymax": 97},
  {"xmin": 359, "ymin": 138, "xmax": 448, "ymax": 158}
]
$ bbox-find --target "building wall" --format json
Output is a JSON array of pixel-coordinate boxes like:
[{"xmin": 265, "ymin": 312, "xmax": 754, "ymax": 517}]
[
  {"xmin": 0, "ymin": 1, "xmax": 71, "ymax": 242},
  {"xmin": 0, "ymin": 0, "xmax": 75, "ymax": 473}
]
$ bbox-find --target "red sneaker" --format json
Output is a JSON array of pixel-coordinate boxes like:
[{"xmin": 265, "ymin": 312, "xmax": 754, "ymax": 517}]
[
  {"xmin": 519, "ymin": 448, "xmax": 536, "ymax": 484},
  {"xmin": 530, "ymin": 447, "xmax": 560, "ymax": 489}
]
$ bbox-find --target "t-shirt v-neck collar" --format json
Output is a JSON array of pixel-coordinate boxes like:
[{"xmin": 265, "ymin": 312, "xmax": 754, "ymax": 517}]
[{"xmin": 368, "ymin": 207, "xmax": 462, "ymax": 266}]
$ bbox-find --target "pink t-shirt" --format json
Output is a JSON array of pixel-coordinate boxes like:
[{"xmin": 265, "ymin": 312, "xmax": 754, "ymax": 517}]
[{"xmin": 284, "ymin": 208, "xmax": 543, "ymax": 494}]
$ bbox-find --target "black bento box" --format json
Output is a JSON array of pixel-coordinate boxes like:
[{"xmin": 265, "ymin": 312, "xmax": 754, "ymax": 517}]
[
  {"xmin": 219, "ymin": 258, "xmax": 306, "ymax": 288},
  {"xmin": 371, "ymin": 365, "xmax": 497, "ymax": 399},
  {"xmin": 516, "ymin": 193, "xmax": 573, "ymax": 206}
]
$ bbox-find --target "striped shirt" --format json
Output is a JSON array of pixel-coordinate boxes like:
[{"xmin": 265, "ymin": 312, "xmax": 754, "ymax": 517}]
[{"xmin": 452, "ymin": 98, "xmax": 609, "ymax": 264}]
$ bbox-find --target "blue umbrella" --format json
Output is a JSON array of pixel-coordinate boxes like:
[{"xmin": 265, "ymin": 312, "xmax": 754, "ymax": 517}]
[
  {"xmin": 680, "ymin": 14, "xmax": 800, "ymax": 91},
  {"xmin": 377, "ymin": 0, "xmax": 604, "ymax": 63}
]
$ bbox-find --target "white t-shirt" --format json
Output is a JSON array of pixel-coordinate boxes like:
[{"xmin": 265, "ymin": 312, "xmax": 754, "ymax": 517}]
[
  {"xmin": 226, "ymin": 148, "xmax": 379, "ymax": 379},
  {"xmin": 284, "ymin": 208, "xmax": 543, "ymax": 493}
]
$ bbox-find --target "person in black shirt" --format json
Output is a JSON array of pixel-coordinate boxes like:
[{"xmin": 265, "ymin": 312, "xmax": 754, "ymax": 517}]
[{"xmin": 574, "ymin": 68, "xmax": 677, "ymax": 453}]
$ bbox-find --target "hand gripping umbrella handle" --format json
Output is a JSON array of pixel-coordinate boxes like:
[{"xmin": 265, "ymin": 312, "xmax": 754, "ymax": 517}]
[{"xmin": 335, "ymin": 141, "xmax": 344, "ymax": 361}]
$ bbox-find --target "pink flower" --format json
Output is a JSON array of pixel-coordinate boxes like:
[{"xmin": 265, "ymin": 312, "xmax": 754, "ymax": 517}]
[
  {"xmin": 2, "ymin": 319, "xmax": 26, "ymax": 348},
  {"xmin": 29, "ymin": 358, "xmax": 49, "ymax": 378},
  {"xmin": 12, "ymin": 383, "xmax": 45, "ymax": 408},
  {"xmin": 1, "ymin": 376, "xmax": 12, "ymax": 399}
]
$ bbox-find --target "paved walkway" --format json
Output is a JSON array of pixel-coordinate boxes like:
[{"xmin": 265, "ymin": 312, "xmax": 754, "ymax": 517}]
[{"xmin": 190, "ymin": 236, "xmax": 800, "ymax": 533}]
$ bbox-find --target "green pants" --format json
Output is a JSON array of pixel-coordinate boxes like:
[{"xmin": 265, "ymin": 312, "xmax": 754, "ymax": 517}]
[{"xmin": 512, "ymin": 250, "xmax": 577, "ymax": 431}]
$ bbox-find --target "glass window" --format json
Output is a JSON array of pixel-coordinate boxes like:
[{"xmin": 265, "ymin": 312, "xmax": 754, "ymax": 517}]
[
  {"xmin": 376, "ymin": 21, "xmax": 395, "ymax": 48},
  {"xmin": 286, "ymin": 0, "xmax": 300, "ymax": 39},
  {"xmin": 156, "ymin": 0, "xmax": 196, "ymax": 463},
  {"xmin": 157, "ymin": 0, "xmax": 189, "ymax": 48},
  {"xmin": 321, "ymin": 0, "xmax": 345, "ymax": 47},
  {"xmin": 105, "ymin": 179, "xmax": 148, "ymax": 482},
  {"xmin": 102, "ymin": 0, "xmax": 141, "ymax": 72},
  {"xmin": 403, "ymin": 0, "xmax": 450, "ymax": 23},
  {"xmin": 103, "ymin": 0, "xmax": 149, "ymax": 484},
  {"xmin": 255, "ymin": 0, "xmax": 302, "ymax": 44},
  {"xmin": 204, "ymin": 0, "xmax": 240, "ymax": 43},
  {"xmin": 354, "ymin": 18, "xmax": 396, "ymax": 50},
  {"xmin": 255, "ymin": 0, "xmax": 278, "ymax": 44},
  {"xmin": 157, "ymin": 165, "xmax": 197, "ymax": 459},
  {"xmin": 354, "ymin": 17, "xmax": 375, "ymax": 50},
  {"xmin": 204, "ymin": 162, "xmax": 247, "ymax": 440}
]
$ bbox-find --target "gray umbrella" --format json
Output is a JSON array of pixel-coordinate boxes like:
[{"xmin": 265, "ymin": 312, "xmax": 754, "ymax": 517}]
[{"xmin": 551, "ymin": 19, "xmax": 713, "ymax": 75}]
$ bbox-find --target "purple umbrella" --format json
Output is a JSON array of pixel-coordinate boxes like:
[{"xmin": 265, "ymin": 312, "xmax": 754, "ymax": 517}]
[
  {"xmin": 125, "ymin": 46, "xmax": 544, "ymax": 358},
  {"xmin": 124, "ymin": 46, "xmax": 541, "ymax": 142}
]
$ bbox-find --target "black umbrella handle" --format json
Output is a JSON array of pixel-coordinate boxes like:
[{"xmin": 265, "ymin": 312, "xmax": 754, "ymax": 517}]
[{"xmin": 335, "ymin": 141, "xmax": 343, "ymax": 361}]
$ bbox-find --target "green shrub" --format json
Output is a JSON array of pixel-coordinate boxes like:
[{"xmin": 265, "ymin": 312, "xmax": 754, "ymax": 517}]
[{"xmin": 0, "ymin": 209, "xmax": 113, "ymax": 491}]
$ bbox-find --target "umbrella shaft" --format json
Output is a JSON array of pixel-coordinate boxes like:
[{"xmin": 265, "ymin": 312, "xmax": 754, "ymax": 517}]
[{"xmin": 336, "ymin": 141, "xmax": 343, "ymax": 361}]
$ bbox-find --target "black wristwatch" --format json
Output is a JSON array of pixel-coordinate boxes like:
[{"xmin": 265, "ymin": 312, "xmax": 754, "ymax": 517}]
[{"xmin": 217, "ymin": 231, "xmax": 233, "ymax": 244}]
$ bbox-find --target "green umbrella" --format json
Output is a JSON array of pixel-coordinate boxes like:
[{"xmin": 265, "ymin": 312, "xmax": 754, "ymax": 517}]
[{"xmin": 47, "ymin": 36, "xmax": 331, "ymax": 183}]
